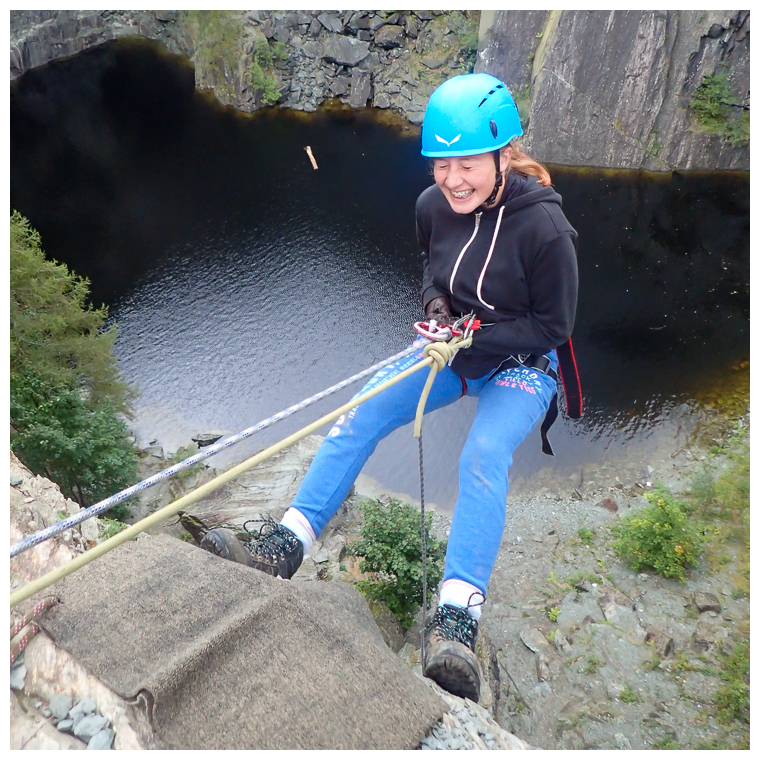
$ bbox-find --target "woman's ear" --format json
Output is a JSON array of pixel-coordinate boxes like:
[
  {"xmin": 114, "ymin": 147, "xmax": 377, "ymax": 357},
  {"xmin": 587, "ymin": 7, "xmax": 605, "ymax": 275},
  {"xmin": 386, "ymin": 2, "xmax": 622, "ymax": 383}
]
[{"xmin": 500, "ymin": 146, "xmax": 513, "ymax": 174}]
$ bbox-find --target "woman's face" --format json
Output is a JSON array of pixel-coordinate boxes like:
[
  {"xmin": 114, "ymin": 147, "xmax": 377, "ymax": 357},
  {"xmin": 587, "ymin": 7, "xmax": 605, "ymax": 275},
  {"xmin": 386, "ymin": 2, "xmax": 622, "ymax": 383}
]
[{"xmin": 433, "ymin": 149, "xmax": 512, "ymax": 214}]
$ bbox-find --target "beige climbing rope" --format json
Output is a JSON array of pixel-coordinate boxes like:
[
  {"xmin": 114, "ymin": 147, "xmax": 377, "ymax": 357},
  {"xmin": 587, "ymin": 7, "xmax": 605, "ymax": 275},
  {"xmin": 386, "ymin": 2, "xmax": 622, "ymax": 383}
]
[
  {"xmin": 411, "ymin": 334, "xmax": 472, "ymax": 665},
  {"xmin": 413, "ymin": 337, "xmax": 471, "ymax": 438}
]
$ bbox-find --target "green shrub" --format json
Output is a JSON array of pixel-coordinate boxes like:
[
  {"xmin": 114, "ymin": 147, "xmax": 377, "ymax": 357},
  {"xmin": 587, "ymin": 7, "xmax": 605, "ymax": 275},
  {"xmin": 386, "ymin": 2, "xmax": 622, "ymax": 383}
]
[
  {"xmin": 184, "ymin": 10, "xmax": 240, "ymax": 69},
  {"xmin": 690, "ymin": 72, "xmax": 749, "ymax": 147},
  {"xmin": 168, "ymin": 443, "xmax": 208, "ymax": 479},
  {"xmin": 458, "ymin": 29, "xmax": 479, "ymax": 72},
  {"xmin": 715, "ymin": 640, "xmax": 750, "ymax": 725},
  {"xmin": 11, "ymin": 371, "xmax": 137, "ymax": 512},
  {"xmin": 691, "ymin": 73, "xmax": 733, "ymax": 129},
  {"xmin": 183, "ymin": 13, "xmax": 286, "ymax": 105},
  {"xmin": 10, "ymin": 212, "xmax": 138, "ymax": 513},
  {"xmin": 577, "ymin": 524, "xmax": 595, "ymax": 545},
  {"xmin": 251, "ymin": 37, "xmax": 287, "ymax": 105},
  {"xmin": 582, "ymin": 655, "xmax": 600, "ymax": 674},
  {"xmin": 99, "ymin": 517, "xmax": 130, "ymax": 541},
  {"xmin": 345, "ymin": 498, "xmax": 447, "ymax": 630},
  {"xmin": 611, "ymin": 487, "xmax": 703, "ymax": 580},
  {"xmin": 250, "ymin": 62, "xmax": 281, "ymax": 105},
  {"xmin": 713, "ymin": 443, "xmax": 750, "ymax": 518},
  {"xmin": 686, "ymin": 440, "xmax": 749, "ymax": 593},
  {"xmin": 619, "ymin": 684, "xmax": 642, "ymax": 703}
]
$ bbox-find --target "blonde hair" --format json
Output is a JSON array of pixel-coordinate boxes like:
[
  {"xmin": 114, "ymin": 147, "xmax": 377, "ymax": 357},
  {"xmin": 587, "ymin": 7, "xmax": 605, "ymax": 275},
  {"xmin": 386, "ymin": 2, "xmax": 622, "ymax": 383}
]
[{"xmin": 505, "ymin": 143, "xmax": 551, "ymax": 187}]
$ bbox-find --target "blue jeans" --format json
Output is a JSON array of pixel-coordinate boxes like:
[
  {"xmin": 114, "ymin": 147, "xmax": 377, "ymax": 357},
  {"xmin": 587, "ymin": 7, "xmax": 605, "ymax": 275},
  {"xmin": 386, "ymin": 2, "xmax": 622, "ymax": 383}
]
[{"xmin": 290, "ymin": 340, "xmax": 558, "ymax": 596}]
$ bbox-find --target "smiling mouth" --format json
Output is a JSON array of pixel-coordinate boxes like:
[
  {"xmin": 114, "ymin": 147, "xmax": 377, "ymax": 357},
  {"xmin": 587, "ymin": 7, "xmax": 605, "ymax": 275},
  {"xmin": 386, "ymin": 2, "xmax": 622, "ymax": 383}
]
[{"xmin": 451, "ymin": 189, "xmax": 474, "ymax": 199}]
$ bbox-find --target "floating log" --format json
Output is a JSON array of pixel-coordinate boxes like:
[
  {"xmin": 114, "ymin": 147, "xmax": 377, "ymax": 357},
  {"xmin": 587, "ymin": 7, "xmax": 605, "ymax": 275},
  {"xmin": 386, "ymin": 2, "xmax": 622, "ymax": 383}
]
[{"xmin": 304, "ymin": 145, "xmax": 318, "ymax": 170}]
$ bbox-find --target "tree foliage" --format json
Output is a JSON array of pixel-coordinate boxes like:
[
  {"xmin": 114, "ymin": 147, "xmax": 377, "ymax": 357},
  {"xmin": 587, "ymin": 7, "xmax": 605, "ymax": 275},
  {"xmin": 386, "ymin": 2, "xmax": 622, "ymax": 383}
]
[
  {"xmin": 10, "ymin": 211, "xmax": 133, "ymax": 412},
  {"xmin": 690, "ymin": 72, "xmax": 750, "ymax": 147},
  {"xmin": 346, "ymin": 498, "xmax": 447, "ymax": 630},
  {"xmin": 10, "ymin": 212, "xmax": 138, "ymax": 511},
  {"xmin": 11, "ymin": 372, "xmax": 138, "ymax": 509}
]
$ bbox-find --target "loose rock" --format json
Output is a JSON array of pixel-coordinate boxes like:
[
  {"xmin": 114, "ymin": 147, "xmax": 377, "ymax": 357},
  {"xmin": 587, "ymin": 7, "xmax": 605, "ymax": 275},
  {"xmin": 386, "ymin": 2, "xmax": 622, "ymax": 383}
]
[
  {"xmin": 49, "ymin": 694, "xmax": 74, "ymax": 720},
  {"xmin": 10, "ymin": 661, "xmax": 27, "ymax": 691},
  {"xmin": 694, "ymin": 591, "xmax": 722, "ymax": 614},
  {"xmin": 519, "ymin": 627, "xmax": 550, "ymax": 653},
  {"xmin": 73, "ymin": 714, "xmax": 110, "ymax": 743},
  {"xmin": 87, "ymin": 728, "xmax": 115, "ymax": 750}
]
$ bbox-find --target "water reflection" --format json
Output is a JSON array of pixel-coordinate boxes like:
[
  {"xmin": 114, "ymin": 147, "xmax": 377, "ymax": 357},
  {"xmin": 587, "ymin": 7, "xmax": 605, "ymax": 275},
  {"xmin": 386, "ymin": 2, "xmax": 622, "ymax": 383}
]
[{"xmin": 10, "ymin": 39, "xmax": 749, "ymax": 510}]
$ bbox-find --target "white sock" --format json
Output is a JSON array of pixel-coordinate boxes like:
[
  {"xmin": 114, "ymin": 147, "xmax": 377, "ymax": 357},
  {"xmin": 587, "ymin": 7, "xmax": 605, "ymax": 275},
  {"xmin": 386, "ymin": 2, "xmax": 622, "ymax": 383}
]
[
  {"xmin": 279, "ymin": 508, "xmax": 316, "ymax": 555},
  {"xmin": 439, "ymin": 579, "xmax": 485, "ymax": 621}
]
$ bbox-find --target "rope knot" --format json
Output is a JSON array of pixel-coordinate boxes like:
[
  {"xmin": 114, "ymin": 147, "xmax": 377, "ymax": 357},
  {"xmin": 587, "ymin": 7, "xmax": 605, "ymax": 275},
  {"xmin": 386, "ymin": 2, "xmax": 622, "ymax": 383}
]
[{"xmin": 423, "ymin": 341, "xmax": 456, "ymax": 371}]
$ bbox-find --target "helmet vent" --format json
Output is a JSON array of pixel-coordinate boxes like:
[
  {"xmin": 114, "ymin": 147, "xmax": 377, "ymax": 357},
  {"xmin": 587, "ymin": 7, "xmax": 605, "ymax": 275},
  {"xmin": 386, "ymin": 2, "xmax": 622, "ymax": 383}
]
[
  {"xmin": 490, "ymin": 120, "xmax": 498, "ymax": 138},
  {"xmin": 477, "ymin": 84, "xmax": 505, "ymax": 108}
]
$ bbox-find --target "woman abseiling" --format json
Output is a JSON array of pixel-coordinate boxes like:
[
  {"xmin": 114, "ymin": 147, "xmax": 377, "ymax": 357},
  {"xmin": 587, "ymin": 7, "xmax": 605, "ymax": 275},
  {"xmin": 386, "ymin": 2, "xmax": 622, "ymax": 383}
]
[{"xmin": 202, "ymin": 73, "xmax": 579, "ymax": 704}]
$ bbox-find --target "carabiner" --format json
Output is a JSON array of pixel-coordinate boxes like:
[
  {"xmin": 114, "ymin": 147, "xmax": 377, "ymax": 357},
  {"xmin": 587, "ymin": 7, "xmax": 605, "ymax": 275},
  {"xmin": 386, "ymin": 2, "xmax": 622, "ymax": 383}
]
[
  {"xmin": 413, "ymin": 320, "xmax": 453, "ymax": 342},
  {"xmin": 452, "ymin": 313, "xmax": 481, "ymax": 341}
]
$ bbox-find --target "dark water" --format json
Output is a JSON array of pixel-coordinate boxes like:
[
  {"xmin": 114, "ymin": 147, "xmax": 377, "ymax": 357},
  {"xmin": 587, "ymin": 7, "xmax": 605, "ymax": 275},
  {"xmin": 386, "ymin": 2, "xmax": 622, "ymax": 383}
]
[{"xmin": 10, "ymin": 40, "xmax": 750, "ymax": 510}]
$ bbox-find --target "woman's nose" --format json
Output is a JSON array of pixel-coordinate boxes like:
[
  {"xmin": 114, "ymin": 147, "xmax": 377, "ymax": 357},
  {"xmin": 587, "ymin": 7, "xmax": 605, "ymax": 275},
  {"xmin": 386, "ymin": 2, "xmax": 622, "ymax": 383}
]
[{"xmin": 445, "ymin": 166, "xmax": 463, "ymax": 187}]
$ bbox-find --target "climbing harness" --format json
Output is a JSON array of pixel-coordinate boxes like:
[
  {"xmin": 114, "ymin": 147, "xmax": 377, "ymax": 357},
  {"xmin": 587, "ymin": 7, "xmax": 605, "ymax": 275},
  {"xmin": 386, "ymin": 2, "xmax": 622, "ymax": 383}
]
[
  {"xmin": 9, "ymin": 335, "xmax": 463, "ymax": 610},
  {"xmin": 10, "ymin": 342, "xmax": 432, "ymax": 560}
]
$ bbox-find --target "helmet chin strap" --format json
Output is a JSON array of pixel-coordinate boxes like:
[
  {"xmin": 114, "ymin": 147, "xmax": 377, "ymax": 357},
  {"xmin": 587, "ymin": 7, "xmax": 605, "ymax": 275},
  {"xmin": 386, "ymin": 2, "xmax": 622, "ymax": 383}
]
[{"xmin": 483, "ymin": 149, "xmax": 505, "ymax": 208}]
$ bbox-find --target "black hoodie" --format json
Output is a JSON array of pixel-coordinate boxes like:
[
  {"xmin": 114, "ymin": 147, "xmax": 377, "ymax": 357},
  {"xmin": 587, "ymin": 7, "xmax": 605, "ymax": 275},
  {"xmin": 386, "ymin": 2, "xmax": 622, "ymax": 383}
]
[{"xmin": 416, "ymin": 172, "xmax": 578, "ymax": 379}]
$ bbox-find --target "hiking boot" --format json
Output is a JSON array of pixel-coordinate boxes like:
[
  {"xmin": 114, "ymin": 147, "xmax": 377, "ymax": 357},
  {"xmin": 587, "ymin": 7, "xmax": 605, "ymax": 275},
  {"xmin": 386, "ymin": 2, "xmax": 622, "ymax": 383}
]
[
  {"xmin": 200, "ymin": 528, "xmax": 254, "ymax": 567},
  {"xmin": 423, "ymin": 604, "xmax": 481, "ymax": 702},
  {"xmin": 243, "ymin": 520, "xmax": 304, "ymax": 579},
  {"xmin": 201, "ymin": 520, "xmax": 304, "ymax": 579}
]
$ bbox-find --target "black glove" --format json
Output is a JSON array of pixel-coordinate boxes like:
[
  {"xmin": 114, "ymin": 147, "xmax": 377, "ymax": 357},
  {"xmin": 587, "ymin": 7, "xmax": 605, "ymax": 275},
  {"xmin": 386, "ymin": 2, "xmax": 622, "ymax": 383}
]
[{"xmin": 424, "ymin": 296, "xmax": 453, "ymax": 328}]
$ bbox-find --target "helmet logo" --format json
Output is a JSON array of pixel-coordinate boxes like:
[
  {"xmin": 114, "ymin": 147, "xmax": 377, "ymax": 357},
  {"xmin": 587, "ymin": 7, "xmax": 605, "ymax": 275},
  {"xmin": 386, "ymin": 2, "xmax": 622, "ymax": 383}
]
[{"xmin": 435, "ymin": 133, "xmax": 461, "ymax": 147}]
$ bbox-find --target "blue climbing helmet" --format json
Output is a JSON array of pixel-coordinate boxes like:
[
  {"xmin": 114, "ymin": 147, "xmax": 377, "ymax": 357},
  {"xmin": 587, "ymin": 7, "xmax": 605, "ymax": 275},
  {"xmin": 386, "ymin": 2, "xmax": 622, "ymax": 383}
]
[{"xmin": 421, "ymin": 73, "xmax": 523, "ymax": 158}]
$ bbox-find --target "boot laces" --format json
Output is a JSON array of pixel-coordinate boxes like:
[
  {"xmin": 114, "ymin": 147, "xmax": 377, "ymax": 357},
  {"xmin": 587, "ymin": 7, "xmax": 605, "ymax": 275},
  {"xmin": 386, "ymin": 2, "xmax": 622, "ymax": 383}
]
[
  {"xmin": 242, "ymin": 518, "xmax": 300, "ymax": 561},
  {"xmin": 429, "ymin": 603, "xmax": 479, "ymax": 651}
]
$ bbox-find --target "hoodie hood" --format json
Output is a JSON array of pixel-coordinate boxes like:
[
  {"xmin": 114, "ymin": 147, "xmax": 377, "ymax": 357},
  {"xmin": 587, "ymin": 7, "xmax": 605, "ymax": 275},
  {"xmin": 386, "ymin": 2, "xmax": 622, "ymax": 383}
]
[{"xmin": 486, "ymin": 172, "xmax": 563, "ymax": 217}]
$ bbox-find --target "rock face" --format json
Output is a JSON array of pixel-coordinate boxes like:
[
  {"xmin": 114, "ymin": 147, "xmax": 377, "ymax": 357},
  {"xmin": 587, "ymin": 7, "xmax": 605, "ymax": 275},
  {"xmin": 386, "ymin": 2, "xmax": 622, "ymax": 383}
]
[
  {"xmin": 10, "ymin": 9, "xmax": 748, "ymax": 169},
  {"xmin": 10, "ymin": 452, "xmax": 102, "ymax": 588},
  {"xmin": 9, "ymin": 10, "xmax": 477, "ymax": 126},
  {"xmin": 9, "ymin": 10, "xmax": 184, "ymax": 77},
  {"xmin": 477, "ymin": 9, "xmax": 750, "ymax": 170}
]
